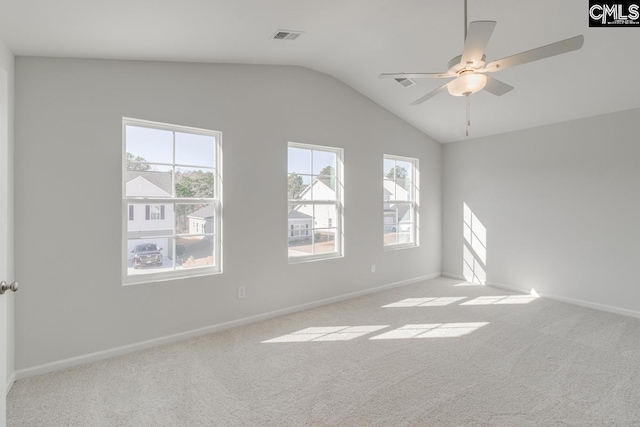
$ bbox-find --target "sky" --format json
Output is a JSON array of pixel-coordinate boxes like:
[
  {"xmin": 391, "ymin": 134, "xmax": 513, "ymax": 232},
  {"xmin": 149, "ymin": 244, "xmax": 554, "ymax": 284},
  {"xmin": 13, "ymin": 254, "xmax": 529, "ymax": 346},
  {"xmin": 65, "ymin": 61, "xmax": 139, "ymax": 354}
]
[
  {"xmin": 127, "ymin": 125, "xmax": 410, "ymax": 179},
  {"xmin": 126, "ymin": 126, "xmax": 215, "ymax": 169}
]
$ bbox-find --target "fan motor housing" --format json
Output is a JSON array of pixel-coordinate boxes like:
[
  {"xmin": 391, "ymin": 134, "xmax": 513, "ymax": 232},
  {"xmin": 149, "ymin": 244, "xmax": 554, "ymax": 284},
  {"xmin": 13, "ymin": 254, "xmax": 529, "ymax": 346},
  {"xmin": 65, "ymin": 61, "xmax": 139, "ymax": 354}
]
[{"xmin": 448, "ymin": 54, "xmax": 486, "ymax": 74}]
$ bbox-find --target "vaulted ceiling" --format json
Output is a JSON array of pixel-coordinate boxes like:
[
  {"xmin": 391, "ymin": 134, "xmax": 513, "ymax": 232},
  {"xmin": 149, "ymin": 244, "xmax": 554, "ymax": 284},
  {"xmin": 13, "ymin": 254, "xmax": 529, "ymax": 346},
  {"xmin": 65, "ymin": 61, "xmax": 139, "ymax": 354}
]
[{"xmin": 1, "ymin": 0, "xmax": 638, "ymax": 142}]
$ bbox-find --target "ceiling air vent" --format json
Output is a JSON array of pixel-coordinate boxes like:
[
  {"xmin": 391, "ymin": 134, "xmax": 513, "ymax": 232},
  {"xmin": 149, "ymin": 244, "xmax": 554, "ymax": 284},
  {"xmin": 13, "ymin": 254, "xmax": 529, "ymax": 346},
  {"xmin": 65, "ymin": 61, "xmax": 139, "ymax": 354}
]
[
  {"xmin": 395, "ymin": 78, "xmax": 416, "ymax": 88},
  {"xmin": 271, "ymin": 30, "xmax": 304, "ymax": 41}
]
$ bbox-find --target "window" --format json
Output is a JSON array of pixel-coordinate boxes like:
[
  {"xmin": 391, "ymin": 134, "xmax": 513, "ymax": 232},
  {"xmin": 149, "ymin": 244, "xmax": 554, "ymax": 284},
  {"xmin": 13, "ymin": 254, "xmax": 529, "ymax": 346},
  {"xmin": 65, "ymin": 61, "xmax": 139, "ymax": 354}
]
[
  {"xmin": 146, "ymin": 204, "xmax": 165, "ymax": 220},
  {"xmin": 383, "ymin": 155, "xmax": 418, "ymax": 248},
  {"xmin": 288, "ymin": 142, "xmax": 343, "ymax": 261},
  {"xmin": 123, "ymin": 118, "xmax": 222, "ymax": 284}
]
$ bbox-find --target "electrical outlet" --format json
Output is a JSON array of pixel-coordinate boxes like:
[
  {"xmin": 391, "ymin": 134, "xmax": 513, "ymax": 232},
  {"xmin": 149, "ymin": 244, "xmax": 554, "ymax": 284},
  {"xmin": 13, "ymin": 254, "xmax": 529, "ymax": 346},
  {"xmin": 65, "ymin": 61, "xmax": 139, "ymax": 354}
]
[
  {"xmin": 237, "ymin": 286, "xmax": 246, "ymax": 299},
  {"xmin": 370, "ymin": 264, "xmax": 376, "ymax": 273}
]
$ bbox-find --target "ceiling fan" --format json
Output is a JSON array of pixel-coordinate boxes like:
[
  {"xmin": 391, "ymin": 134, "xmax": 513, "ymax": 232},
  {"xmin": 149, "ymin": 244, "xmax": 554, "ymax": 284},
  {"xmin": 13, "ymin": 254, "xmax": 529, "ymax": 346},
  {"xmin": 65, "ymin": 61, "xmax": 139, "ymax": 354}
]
[{"xmin": 379, "ymin": 0, "xmax": 584, "ymax": 136}]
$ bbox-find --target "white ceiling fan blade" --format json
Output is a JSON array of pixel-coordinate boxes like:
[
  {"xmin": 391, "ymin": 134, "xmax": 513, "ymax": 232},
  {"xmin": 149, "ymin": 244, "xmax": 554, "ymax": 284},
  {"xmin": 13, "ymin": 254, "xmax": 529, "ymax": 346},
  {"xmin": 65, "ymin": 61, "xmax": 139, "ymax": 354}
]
[
  {"xmin": 379, "ymin": 72, "xmax": 451, "ymax": 79},
  {"xmin": 485, "ymin": 35, "xmax": 584, "ymax": 72},
  {"xmin": 410, "ymin": 82, "xmax": 450, "ymax": 105},
  {"xmin": 483, "ymin": 76, "xmax": 513, "ymax": 96},
  {"xmin": 460, "ymin": 21, "xmax": 497, "ymax": 66}
]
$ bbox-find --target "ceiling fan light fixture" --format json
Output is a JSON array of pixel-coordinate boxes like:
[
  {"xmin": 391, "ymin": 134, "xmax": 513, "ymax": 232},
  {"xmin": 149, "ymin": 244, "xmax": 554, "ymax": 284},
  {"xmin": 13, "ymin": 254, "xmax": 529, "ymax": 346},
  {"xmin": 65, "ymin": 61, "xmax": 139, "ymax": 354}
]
[{"xmin": 447, "ymin": 73, "xmax": 487, "ymax": 96}]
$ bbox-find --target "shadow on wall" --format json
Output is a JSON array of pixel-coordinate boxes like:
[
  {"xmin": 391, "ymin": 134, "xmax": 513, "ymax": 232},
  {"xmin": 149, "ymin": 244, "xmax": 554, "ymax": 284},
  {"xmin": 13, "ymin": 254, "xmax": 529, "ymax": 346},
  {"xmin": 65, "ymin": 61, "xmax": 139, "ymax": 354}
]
[{"xmin": 463, "ymin": 202, "xmax": 487, "ymax": 284}]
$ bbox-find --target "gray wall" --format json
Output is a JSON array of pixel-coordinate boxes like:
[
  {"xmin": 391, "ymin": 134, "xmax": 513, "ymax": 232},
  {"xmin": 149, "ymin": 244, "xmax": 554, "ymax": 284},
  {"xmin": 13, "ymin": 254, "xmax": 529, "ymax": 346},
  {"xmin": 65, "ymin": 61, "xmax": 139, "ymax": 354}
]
[
  {"xmin": 14, "ymin": 58, "xmax": 442, "ymax": 370},
  {"xmin": 0, "ymin": 37, "xmax": 15, "ymax": 389},
  {"xmin": 443, "ymin": 108, "xmax": 640, "ymax": 313}
]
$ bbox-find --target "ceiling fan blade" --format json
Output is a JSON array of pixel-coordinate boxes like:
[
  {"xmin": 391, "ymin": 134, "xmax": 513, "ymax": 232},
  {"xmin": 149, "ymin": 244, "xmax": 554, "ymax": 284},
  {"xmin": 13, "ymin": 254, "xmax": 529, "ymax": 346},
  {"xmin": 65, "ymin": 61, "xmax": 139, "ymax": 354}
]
[
  {"xmin": 379, "ymin": 72, "xmax": 451, "ymax": 79},
  {"xmin": 410, "ymin": 82, "xmax": 450, "ymax": 105},
  {"xmin": 483, "ymin": 76, "xmax": 513, "ymax": 96},
  {"xmin": 460, "ymin": 21, "xmax": 497, "ymax": 66},
  {"xmin": 485, "ymin": 35, "xmax": 584, "ymax": 72}
]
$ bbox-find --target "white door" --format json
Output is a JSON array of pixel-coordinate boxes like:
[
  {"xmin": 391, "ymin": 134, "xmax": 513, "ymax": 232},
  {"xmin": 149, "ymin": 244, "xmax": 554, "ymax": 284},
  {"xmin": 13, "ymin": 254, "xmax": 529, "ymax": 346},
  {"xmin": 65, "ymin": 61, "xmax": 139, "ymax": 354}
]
[{"xmin": 0, "ymin": 66, "xmax": 10, "ymax": 427}]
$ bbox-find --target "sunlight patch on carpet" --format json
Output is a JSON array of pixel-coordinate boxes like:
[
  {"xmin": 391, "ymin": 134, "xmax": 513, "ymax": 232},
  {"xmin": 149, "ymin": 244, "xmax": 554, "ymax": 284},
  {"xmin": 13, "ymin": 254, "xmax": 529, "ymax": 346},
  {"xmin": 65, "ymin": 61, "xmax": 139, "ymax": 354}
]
[
  {"xmin": 262, "ymin": 325, "xmax": 389, "ymax": 343},
  {"xmin": 461, "ymin": 295, "xmax": 538, "ymax": 305},
  {"xmin": 369, "ymin": 322, "xmax": 489, "ymax": 340},
  {"xmin": 382, "ymin": 297, "xmax": 467, "ymax": 308}
]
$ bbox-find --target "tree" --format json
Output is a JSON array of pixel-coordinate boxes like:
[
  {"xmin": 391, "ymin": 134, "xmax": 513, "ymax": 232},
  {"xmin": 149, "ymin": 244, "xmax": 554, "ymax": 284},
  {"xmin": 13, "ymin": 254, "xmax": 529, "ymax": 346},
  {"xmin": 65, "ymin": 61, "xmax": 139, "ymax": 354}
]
[
  {"xmin": 288, "ymin": 173, "xmax": 305, "ymax": 200},
  {"xmin": 175, "ymin": 170, "xmax": 214, "ymax": 198},
  {"xmin": 126, "ymin": 152, "xmax": 151, "ymax": 171},
  {"xmin": 319, "ymin": 165, "xmax": 334, "ymax": 176},
  {"xmin": 386, "ymin": 165, "xmax": 408, "ymax": 180},
  {"xmin": 175, "ymin": 170, "xmax": 215, "ymax": 233},
  {"xmin": 318, "ymin": 165, "xmax": 336, "ymax": 191}
]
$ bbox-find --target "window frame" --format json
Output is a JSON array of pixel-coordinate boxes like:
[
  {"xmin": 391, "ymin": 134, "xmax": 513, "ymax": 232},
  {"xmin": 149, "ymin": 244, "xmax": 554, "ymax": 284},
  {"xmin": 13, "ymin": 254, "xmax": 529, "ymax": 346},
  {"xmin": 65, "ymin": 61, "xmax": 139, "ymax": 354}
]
[
  {"xmin": 122, "ymin": 117, "xmax": 223, "ymax": 285},
  {"xmin": 287, "ymin": 142, "xmax": 344, "ymax": 263},
  {"xmin": 383, "ymin": 154, "xmax": 419, "ymax": 250}
]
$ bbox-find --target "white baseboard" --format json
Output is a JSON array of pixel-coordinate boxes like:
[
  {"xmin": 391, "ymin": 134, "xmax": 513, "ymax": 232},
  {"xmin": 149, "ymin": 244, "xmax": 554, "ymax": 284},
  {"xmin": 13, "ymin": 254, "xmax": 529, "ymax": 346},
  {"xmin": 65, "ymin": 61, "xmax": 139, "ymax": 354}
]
[
  {"xmin": 14, "ymin": 272, "xmax": 441, "ymax": 381},
  {"xmin": 442, "ymin": 272, "xmax": 640, "ymax": 320},
  {"xmin": 441, "ymin": 272, "xmax": 466, "ymax": 281},
  {"xmin": 485, "ymin": 279, "xmax": 529, "ymax": 294},
  {"xmin": 535, "ymin": 290, "xmax": 640, "ymax": 320},
  {"xmin": 6, "ymin": 371, "xmax": 15, "ymax": 396}
]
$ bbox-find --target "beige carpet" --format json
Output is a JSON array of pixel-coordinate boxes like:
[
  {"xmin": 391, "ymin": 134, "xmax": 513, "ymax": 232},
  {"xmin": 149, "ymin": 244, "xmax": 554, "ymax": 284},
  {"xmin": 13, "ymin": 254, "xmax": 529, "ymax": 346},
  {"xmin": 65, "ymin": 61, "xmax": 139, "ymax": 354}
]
[{"xmin": 8, "ymin": 276, "xmax": 640, "ymax": 426}]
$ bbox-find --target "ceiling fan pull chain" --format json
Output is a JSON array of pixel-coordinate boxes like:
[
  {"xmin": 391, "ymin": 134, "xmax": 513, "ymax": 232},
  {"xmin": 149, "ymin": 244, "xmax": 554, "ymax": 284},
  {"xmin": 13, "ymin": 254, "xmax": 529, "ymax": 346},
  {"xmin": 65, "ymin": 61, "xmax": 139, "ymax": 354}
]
[{"xmin": 466, "ymin": 93, "xmax": 470, "ymax": 137}]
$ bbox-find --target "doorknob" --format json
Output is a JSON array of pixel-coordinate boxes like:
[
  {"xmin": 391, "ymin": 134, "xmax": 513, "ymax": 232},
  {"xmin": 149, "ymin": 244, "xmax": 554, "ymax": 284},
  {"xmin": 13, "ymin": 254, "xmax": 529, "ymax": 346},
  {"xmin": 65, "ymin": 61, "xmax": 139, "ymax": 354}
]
[{"xmin": 0, "ymin": 281, "xmax": 19, "ymax": 295}]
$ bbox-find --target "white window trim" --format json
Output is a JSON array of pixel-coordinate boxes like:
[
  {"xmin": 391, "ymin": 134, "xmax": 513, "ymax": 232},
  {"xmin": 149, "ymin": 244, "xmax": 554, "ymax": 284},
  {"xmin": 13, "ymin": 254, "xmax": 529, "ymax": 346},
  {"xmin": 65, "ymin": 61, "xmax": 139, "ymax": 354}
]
[
  {"xmin": 122, "ymin": 117, "xmax": 223, "ymax": 285},
  {"xmin": 288, "ymin": 141, "xmax": 344, "ymax": 263},
  {"xmin": 383, "ymin": 154, "xmax": 419, "ymax": 250}
]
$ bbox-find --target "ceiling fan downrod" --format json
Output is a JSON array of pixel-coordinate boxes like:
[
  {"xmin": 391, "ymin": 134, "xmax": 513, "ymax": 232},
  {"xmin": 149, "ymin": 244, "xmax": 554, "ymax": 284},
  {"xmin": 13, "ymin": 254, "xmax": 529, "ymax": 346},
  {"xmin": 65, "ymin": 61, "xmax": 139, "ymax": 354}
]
[{"xmin": 464, "ymin": 0, "xmax": 468, "ymax": 40}]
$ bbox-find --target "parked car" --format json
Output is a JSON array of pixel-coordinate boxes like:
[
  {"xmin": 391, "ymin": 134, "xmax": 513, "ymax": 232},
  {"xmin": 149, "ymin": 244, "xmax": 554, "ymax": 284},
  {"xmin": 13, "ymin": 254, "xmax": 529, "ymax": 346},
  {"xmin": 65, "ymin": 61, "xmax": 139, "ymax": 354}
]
[{"xmin": 131, "ymin": 243, "xmax": 163, "ymax": 268}]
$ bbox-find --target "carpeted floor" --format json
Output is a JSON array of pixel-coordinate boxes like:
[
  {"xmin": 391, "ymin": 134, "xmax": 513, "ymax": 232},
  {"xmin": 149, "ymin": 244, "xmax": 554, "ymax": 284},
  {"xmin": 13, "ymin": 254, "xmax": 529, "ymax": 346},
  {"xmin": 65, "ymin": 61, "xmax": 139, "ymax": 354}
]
[{"xmin": 8, "ymin": 276, "xmax": 640, "ymax": 426}]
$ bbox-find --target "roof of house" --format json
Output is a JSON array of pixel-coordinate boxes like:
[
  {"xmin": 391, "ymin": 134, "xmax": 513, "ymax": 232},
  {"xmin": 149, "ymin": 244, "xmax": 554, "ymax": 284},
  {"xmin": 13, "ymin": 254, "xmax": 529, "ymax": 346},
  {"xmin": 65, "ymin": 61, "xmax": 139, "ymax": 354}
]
[
  {"xmin": 288, "ymin": 210, "xmax": 312, "ymax": 219},
  {"xmin": 298, "ymin": 175, "xmax": 335, "ymax": 200},
  {"xmin": 126, "ymin": 170, "xmax": 172, "ymax": 195},
  {"xmin": 187, "ymin": 205, "xmax": 214, "ymax": 220}
]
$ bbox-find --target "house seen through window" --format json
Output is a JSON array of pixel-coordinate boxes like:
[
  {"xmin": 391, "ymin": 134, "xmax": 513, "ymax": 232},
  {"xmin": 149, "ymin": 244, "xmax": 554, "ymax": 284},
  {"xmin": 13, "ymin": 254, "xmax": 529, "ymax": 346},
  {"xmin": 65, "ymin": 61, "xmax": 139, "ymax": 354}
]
[
  {"xmin": 288, "ymin": 142, "xmax": 343, "ymax": 261},
  {"xmin": 123, "ymin": 118, "xmax": 222, "ymax": 284}
]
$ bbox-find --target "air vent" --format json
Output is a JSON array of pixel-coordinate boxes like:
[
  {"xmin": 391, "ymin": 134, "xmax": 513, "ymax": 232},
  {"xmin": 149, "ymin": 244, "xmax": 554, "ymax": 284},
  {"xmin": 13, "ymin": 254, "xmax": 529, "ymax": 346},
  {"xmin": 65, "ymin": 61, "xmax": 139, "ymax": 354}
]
[
  {"xmin": 271, "ymin": 30, "xmax": 304, "ymax": 41},
  {"xmin": 394, "ymin": 78, "xmax": 416, "ymax": 88}
]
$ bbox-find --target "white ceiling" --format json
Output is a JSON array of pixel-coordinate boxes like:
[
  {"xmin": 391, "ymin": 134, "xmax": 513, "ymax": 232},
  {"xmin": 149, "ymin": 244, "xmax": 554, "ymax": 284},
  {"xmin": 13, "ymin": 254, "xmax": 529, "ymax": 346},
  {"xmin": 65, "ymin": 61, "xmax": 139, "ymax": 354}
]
[{"xmin": 1, "ymin": 0, "xmax": 639, "ymax": 143}]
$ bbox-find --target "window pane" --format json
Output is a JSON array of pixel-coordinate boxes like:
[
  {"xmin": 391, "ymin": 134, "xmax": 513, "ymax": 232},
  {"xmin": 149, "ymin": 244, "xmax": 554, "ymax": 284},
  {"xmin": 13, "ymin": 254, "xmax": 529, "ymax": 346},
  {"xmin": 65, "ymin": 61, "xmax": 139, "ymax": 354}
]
[
  {"xmin": 395, "ymin": 160, "xmax": 412, "ymax": 182},
  {"xmin": 125, "ymin": 165, "xmax": 173, "ymax": 198},
  {"xmin": 312, "ymin": 150, "xmax": 336, "ymax": 175},
  {"xmin": 175, "ymin": 132, "xmax": 215, "ymax": 168},
  {"xmin": 384, "ymin": 203, "xmax": 414, "ymax": 246},
  {"xmin": 383, "ymin": 158, "xmax": 396, "ymax": 179},
  {"xmin": 176, "ymin": 204, "xmax": 215, "ymax": 235},
  {"xmin": 176, "ymin": 236, "xmax": 214, "ymax": 269},
  {"xmin": 288, "ymin": 204, "xmax": 314, "ymax": 257},
  {"xmin": 309, "ymin": 175, "xmax": 337, "ymax": 201},
  {"xmin": 314, "ymin": 228, "xmax": 337, "ymax": 254},
  {"xmin": 394, "ymin": 182, "xmax": 411, "ymax": 201},
  {"xmin": 383, "ymin": 178, "xmax": 395, "ymax": 201},
  {"xmin": 126, "ymin": 126, "xmax": 173, "ymax": 164},
  {"xmin": 288, "ymin": 147, "xmax": 311, "ymax": 175},
  {"xmin": 398, "ymin": 223, "xmax": 415, "ymax": 244},
  {"xmin": 128, "ymin": 237, "xmax": 173, "ymax": 275},
  {"xmin": 175, "ymin": 167, "xmax": 215, "ymax": 198},
  {"xmin": 312, "ymin": 204, "xmax": 337, "ymax": 228},
  {"xmin": 384, "ymin": 226, "xmax": 399, "ymax": 246},
  {"xmin": 288, "ymin": 173, "xmax": 312, "ymax": 200},
  {"xmin": 127, "ymin": 203, "xmax": 174, "ymax": 237}
]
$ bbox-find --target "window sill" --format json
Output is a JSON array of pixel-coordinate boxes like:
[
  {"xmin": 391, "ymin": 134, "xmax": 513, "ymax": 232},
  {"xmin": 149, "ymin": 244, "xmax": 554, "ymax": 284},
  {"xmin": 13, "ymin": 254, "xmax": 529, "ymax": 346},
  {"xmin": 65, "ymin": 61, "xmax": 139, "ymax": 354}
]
[
  {"xmin": 288, "ymin": 253, "xmax": 343, "ymax": 264},
  {"xmin": 384, "ymin": 243, "xmax": 418, "ymax": 251},
  {"xmin": 122, "ymin": 266, "xmax": 221, "ymax": 286}
]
